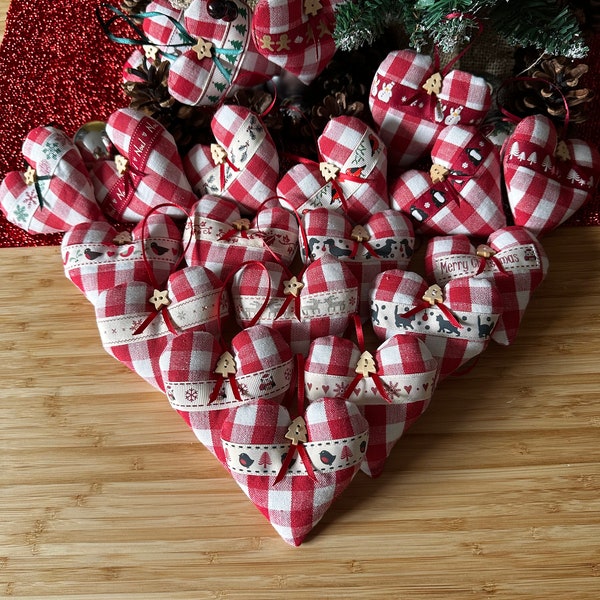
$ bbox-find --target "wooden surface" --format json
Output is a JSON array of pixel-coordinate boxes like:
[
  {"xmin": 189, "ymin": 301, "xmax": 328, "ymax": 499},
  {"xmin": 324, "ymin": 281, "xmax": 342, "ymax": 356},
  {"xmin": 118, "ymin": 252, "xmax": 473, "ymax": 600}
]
[{"xmin": 1, "ymin": 3, "xmax": 600, "ymax": 599}]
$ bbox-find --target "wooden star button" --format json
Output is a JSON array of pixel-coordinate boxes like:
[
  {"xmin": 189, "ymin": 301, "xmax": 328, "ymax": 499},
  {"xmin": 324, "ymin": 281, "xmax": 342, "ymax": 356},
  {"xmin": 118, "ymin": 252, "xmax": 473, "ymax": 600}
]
[
  {"xmin": 23, "ymin": 166, "xmax": 37, "ymax": 186},
  {"xmin": 319, "ymin": 161, "xmax": 340, "ymax": 182},
  {"xmin": 283, "ymin": 276, "xmax": 304, "ymax": 297},
  {"xmin": 193, "ymin": 38, "xmax": 213, "ymax": 60},
  {"xmin": 422, "ymin": 284, "xmax": 443, "ymax": 306},
  {"xmin": 143, "ymin": 45, "xmax": 159, "ymax": 60},
  {"xmin": 149, "ymin": 289, "xmax": 170, "ymax": 310}
]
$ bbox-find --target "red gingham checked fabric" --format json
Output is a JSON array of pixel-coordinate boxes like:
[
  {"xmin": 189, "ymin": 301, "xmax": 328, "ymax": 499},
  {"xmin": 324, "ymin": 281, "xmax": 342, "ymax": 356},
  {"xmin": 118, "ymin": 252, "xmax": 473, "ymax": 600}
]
[
  {"xmin": 424, "ymin": 226, "xmax": 549, "ymax": 346},
  {"xmin": 166, "ymin": 0, "xmax": 278, "ymax": 106},
  {"xmin": 0, "ymin": 125, "xmax": 102, "ymax": 234},
  {"xmin": 142, "ymin": 1, "xmax": 187, "ymax": 50},
  {"xmin": 231, "ymin": 253, "xmax": 359, "ymax": 355},
  {"xmin": 159, "ymin": 325, "xmax": 293, "ymax": 465},
  {"xmin": 370, "ymin": 269, "xmax": 503, "ymax": 379},
  {"xmin": 62, "ymin": 212, "xmax": 183, "ymax": 305},
  {"xmin": 503, "ymin": 114, "xmax": 600, "ymax": 236},
  {"xmin": 95, "ymin": 265, "xmax": 228, "ymax": 391},
  {"xmin": 251, "ymin": 0, "xmax": 336, "ymax": 84},
  {"xmin": 220, "ymin": 397, "xmax": 369, "ymax": 546},
  {"xmin": 183, "ymin": 104, "xmax": 280, "ymax": 213},
  {"xmin": 391, "ymin": 125, "xmax": 507, "ymax": 238},
  {"xmin": 182, "ymin": 195, "xmax": 298, "ymax": 278},
  {"xmin": 277, "ymin": 116, "xmax": 390, "ymax": 223},
  {"xmin": 302, "ymin": 207, "xmax": 415, "ymax": 318},
  {"xmin": 90, "ymin": 108, "xmax": 197, "ymax": 223},
  {"xmin": 369, "ymin": 49, "xmax": 492, "ymax": 168},
  {"xmin": 305, "ymin": 334, "xmax": 438, "ymax": 478}
]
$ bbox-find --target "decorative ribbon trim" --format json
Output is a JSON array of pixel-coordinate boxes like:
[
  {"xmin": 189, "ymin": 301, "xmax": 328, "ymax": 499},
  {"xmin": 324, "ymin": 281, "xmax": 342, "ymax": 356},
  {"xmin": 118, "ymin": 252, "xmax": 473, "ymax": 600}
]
[{"xmin": 23, "ymin": 162, "xmax": 52, "ymax": 210}]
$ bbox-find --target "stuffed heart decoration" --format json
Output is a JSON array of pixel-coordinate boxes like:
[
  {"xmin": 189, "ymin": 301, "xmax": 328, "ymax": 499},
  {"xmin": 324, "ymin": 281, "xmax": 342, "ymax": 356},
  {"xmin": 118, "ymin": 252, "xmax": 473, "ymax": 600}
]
[
  {"xmin": 305, "ymin": 334, "xmax": 438, "ymax": 478},
  {"xmin": 182, "ymin": 195, "xmax": 298, "ymax": 278},
  {"xmin": 62, "ymin": 213, "xmax": 183, "ymax": 305},
  {"xmin": 160, "ymin": 325, "xmax": 293, "ymax": 465},
  {"xmin": 424, "ymin": 226, "xmax": 549, "ymax": 346},
  {"xmin": 90, "ymin": 108, "xmax": 197, "ymax": 223},
  {"xmin": 95, "ymin": 265, "xmax": 228, "ymax": 391},
  {"xmin": 142, "ymin": 0, "xmax": 188, "ymax": 51},
  {"xmin": 0, "ymin": 125, "xmax": 102, "ymax": 234},
  {"xmin": 369, "ymin": 49, "xmax": 492, "ymax": 168},
  {"xmin": 370, "ymin": 270, "xmax": 503, "ymax": 379},
  {"xmin": 503, "ymin": 114, "xmax": 600, "ymax": 236},
  {"xmin": 183, "ymin": 105, "xmax": 280, "ymax": 213},
  {"xmin": 277, "ymin": 116, "xmax": 390, "ymax": 223},
  {"xmin": 302, "ymin": 207, "xmax": 415, "ymax": 318},
  {"xmin": 390, "ymin": 124, "xmax": 507, "ymax": 238},
  {"xmin": 251, "ymin": 0, "xmax": 336, "ymax": 84},
  {"xmin": 165, "ymin": 0, "xmax": 278, "ymax": 106},
  {"xmin": 231, "ymin": 253, "xmax": 359, "ymax": 355},
  {"xmin": 220, "ymin": 397, "xmax": 369, "ymax": 546}
]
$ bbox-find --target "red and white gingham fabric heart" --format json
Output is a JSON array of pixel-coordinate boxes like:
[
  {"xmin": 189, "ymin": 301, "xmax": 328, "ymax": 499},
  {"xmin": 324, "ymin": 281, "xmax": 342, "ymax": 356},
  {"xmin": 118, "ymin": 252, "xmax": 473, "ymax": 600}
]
[
  {"xmin": 142, "ymin": 0, "xmax": 187, "ymax": 51},
  {"xmin": 62, "ymin": 213, "xmax": 183, "ymax": 305},
  {"xmin": 305, "ymin": 334, "xmax": 438, "ymax": 478},
  {"xmin": 183, "ymin": 105, "xmax": 280, "ymax": 213},
  {"xmin": 231, "ymin": 253, "xmax": 359, "ymax": 355},
  {"xmin": 166, "ymin": 0, "xmax": 278, "ymax": 106},
  {"xmin": 182, "ymin": 195, "xmax": 298, "ymax": 278},
  {"xmin": 220, "ymin": 397, "xmax": 369, "ymax": 546},
  {"xmin": 0, "ymin": 125, "xmax": 102, "ymax": 234},
  {"xmin": 302, "ymin": 207, "xmax": 415, "ymax": 318},
  {"xmin": 277, "ymin": 116, "xmax": 390, "ymax": 223},
  {"xmin": 95, "ymin": 265, "xmax": 228, "ymax": 391},
  {"xmin": 251, "ymin": 0, "xmax": 336, "ymax": 84},
  {"xmin": 90, "ymin": 108, "xmax": 197, "ymax": 223},
  {"xmin": 390, "ymin": 125, "xmax": 507, "ymax": 237},
  {"xmin": 424, "ymin": 226, "xmax": 549, "ymax": 346},
  {"xmin": 159, "ymin": 325, "xmax": 293, "ymax": 464},
  {"xmin": 370, "ymin": 270, "xmax": 503, "ymax": 379},
  {"xmin": 369, "ymin": 49, "xmax": 492, "ymax": 167},
  {"xmin": 503, "ymin": 114, "xmax": 600, "ymax": 236}
]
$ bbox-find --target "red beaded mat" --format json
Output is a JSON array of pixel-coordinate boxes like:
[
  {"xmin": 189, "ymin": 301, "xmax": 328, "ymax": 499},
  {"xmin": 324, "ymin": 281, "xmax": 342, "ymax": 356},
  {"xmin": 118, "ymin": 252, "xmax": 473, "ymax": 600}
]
[{"xmin": 0, "ymin": 2, "xmax": 598, "ymax": 247}]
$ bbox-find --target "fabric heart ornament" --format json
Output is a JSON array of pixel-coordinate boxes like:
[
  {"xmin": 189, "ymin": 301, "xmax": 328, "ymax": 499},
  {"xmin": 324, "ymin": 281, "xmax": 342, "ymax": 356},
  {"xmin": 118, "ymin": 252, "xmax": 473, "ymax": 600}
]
[
  {"xmin": 231, "ymin": 253, "xmax": 359, "ymax": 355},
  {"xmin": 183, "ymin": 105, "xmax": 280, "ymax": 213},
  {"xmin": 251, "ymin": 0, "xmax": 336, "ymax": 84},
  {"xmin": 160, "ymin": 324, "xmax": 293, "ymax": 465},
  {"xmin": 165, "ymin": 0, "xmax": 278, "ymax": 106},
  {"xmin": 277, "ymin": 116, "xmax": 390, "ymax": 223},
  {"xmin": 182, "ymin": 195, "xmax": 298, "ymax": 278},
  {"xmin": 305, "ymin": 332, "xmax": 438, "ymax": 478},
  {"xmin": 302, "ymin": 207, "xmax": 415, "ymax": 318},
  {"xmin": 424, "ymin": 226, "xmax": 549, "ymax": 345},
  {"xmin": 95, "ymin": 265, "xmax": 228, "ymax": 391},
  {"xmin": 503, "ymin": 114, "xmax": 600, "ymax": 235},
  {"xmin": 370, "ymin": 270, "xmax": 503, "ymax": 379},
  {"xmin": 220, "ymin": 397, "xmax": 369, "ymax": 546},
  {"xmin": 62, "ymin": 213, "xmax": 183, "ymax": 305},
  {"xmin": 390, "ymin": 124, "xmax": 507, "ymax": 237},
  {"xmin": 142, "ymin": 0, "xmax": 188, "ymax": 50},
  {"xmin": 0, "ymin": 125, "xmax": 102, "ymax": 234},
  {"xmin": 369, "ymin": 49, "xmax": 492, "ymax": 167},
  {"xmin": 90, "ymin": 108, "xmax": 197, "ymax": 223}
]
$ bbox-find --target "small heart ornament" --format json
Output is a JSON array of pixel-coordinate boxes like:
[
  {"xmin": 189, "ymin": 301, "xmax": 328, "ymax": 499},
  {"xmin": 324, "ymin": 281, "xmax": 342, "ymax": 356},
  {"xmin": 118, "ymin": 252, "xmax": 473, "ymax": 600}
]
[
  {"xmin": 0, "ymin": 125, "xmax": 102, "ymax": 233},
  {"xmin": 390, "ymin": 124, "xmax": 507, "ymax": 237}
]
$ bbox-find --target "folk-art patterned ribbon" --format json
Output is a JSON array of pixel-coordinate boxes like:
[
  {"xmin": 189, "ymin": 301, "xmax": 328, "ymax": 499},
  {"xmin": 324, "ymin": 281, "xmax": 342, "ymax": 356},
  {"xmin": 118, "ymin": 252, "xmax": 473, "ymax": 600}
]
[
  {"xmin": 22, "ymin": 161, "xmax": 52, "ymax": 210},
  {"xmin": 209, "ymin": 143, "xmax": 240, "ymax": 191},
  {"xmin": 427, "ymin": 163, "xmax": 478, "ymax": 208},
  {"xmin": 399, "ymin": 283, "xmax": 463, "ymax": 330}
]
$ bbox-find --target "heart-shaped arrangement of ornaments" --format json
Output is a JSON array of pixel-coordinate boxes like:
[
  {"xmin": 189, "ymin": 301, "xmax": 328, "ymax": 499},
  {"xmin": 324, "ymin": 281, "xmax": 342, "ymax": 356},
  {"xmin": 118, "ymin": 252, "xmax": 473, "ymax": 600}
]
[{"xmin": 3, "ymin": 0, "xmax": 600, "ymax": 546}]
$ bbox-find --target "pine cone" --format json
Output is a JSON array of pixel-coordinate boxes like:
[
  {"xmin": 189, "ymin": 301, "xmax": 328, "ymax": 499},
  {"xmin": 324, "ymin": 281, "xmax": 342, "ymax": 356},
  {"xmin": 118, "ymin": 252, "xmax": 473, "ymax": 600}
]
[
  {"xmin": 119, "ymin": 0, "xmax": 152, "ymax": 14},
  {"xmin": 310, "ymin": 92, "xmax": 366, "ymax": 133}
]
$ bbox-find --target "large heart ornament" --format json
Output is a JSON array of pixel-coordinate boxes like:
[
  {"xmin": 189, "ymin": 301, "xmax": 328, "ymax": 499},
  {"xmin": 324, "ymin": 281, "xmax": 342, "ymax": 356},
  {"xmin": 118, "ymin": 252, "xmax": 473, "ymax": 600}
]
[
  {"xmin": 302, "ymin": 207, "xmax": 415, "ymax": 317},
  {"xmin": 95, "ymin": 266, "xmax": 228, "ymax": 391},
  {"xmin": 142, "ymin": 0, "xmax": 188, "ymax": 50},
  {"xmin": 62, "ymin": 213, "xmax": 183, "ymax": 305},
  {"xmin": 221, "ymin": 397, "xmax": 369, "ymax": 546},
  {"xmin": 231, "ymin": 253, "xmax": 359, "ymax": 355},
  {"xmin": 277, "ymin": 116, "xmax": 390, "ymax": 223},
  {"xmin": 390, "ymin": 125, "xmax": 507, "ymax": 237},
  {"xmin": 424, "ymin": 226, "xmax": 549, "ymax": 345},
  {"xmin": 166, "ymin": 0, "xmax": 278, "ymax": 106},
  {"xmin": 160, "ymin": 325, "xmax": 293, "ymax": 465},
  {"xmin": 370, "ymin": 270, "xmax": 503, "ymax": 379},
  {"xmin": 183, "ymin": 105, "xmax": 280, "ymax": 213},
  {"xmin": 305, "ymin": 334, "xmax": 438, "ymax": 478},
  {"xmin": 182, "ymin": 195, "xmax": 298, "ymax": 278},
  {"xmin": 90, "ymin": 108, "xmax": 197, "ymax": 223},
  {"xmin": 0, "ymin": 125, "xmax": 102, "ymax": 234},
  {"xmin": 370, "ymin": 49, "xmax": 492, "ymax": 167},
  {"xmin": 503, "ymin": 114, "xmax": 600, "ymax": 236},
  {"xmin": 251, "ymin": 0, "xmax": 336, "ymax": 84}
]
